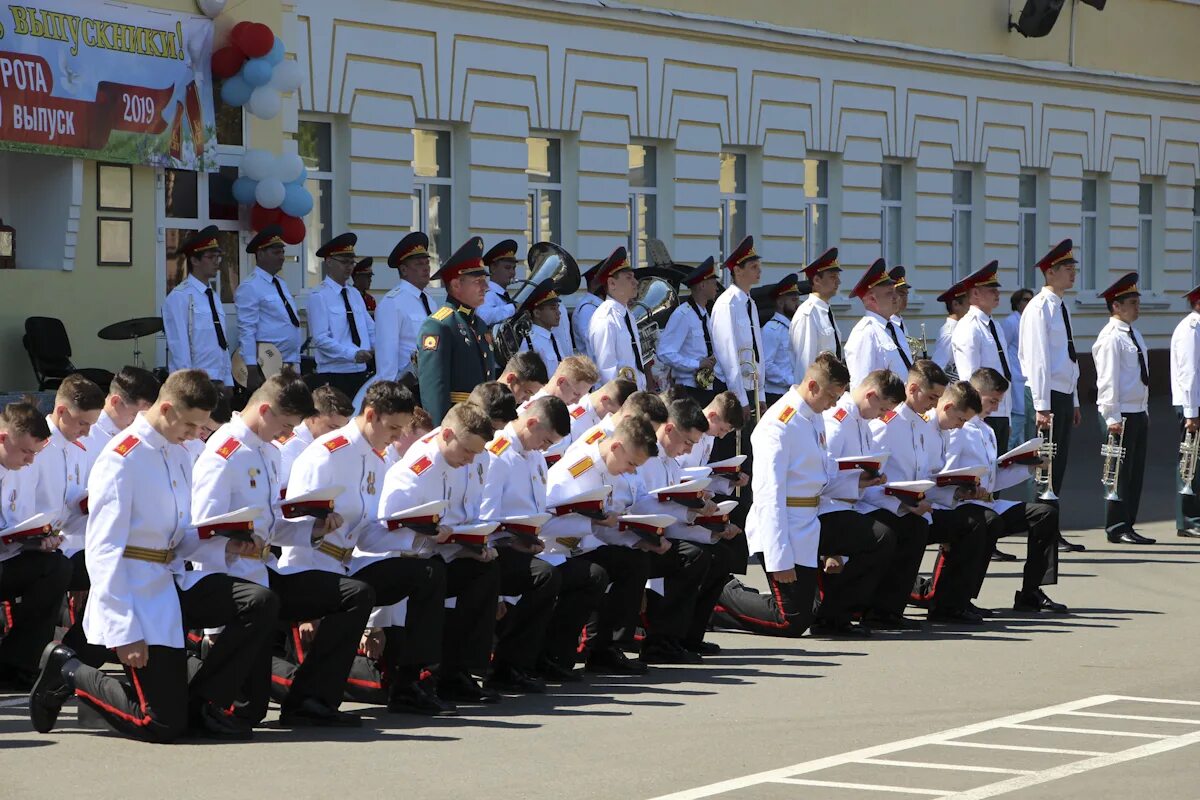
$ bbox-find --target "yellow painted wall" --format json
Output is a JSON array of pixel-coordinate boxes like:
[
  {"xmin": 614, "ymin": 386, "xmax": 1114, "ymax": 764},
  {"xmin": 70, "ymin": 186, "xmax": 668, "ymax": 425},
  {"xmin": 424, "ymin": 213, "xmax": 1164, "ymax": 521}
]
[{"xmin": 0, "ymin": 0, "xmax": 284, "ymax": 389}]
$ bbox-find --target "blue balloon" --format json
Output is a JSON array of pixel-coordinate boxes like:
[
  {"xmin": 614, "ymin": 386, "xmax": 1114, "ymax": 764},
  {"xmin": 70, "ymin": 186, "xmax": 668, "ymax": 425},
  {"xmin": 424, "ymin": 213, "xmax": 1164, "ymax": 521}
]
[
  {"xmin": 242, "ymin": 58, "xmax": 273, "ymax": 88},
  {"xmin": 288, "ymin": 165, "xmax": 309, "ymax": 186},
  {"xmin": 220, "ymin": 75, "xmax": 252, "ymax": 107},
  {"xmin": 280, "ymin": 182, "xmax": 314, "ymax": 218},
  {"xmin": 266, "ymin": 37, "xmax": 286, "ymax": 66},
  {"xmin": 232, "ymin": 176, "xmax": 258, "ymax": 206}
]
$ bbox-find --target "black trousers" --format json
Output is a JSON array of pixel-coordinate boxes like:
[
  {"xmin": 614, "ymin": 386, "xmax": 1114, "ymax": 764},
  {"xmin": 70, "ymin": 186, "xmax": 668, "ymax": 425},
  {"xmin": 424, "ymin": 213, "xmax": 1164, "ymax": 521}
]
[
  {"xmin": 577, "ymin": 545, "xmax": 649, "ymax": 651},
  {"xmin": 815, "ymin": 511, "xmax": 896, "ymax": 623},
  {"xmin": 353, "ymin": 556, "xmax": 446, "ymax": 670},
  {"xmin": 709, "ymin": 431, "xmax": 750, "ymax": 574},
  {"xmin": 440, "ymin": 556, "xmax": 501, "ymax": 673},
  {"xmin": 61, "ymin": 551, "xmax": 109, "ymax": 669},
  {"xmin": 542, "ymin": 556, "xmax": 608, "ymax": 667},
  {"xmin": 644, "ymin": 540, "xmax": 712, "ymax": 641},
  {"xmin": 495, "ymin": 547, "xmax": 561, "ymax": 670},
  {"xmin": 926, "ymin": 506, "xmax": 989, "ymax": 612},
  {"xmin": 0, "ymin": 550, "xmax": 72, "ymax": 675},
  {"xmin": 974, "ymin": 502, "xmax": 1059, "ymax": 596},
  {"xmin": 684, "ymin": 536, "xmax": 743, "ymax": 645},
  {"xmin": 73, "ymin": 646, "xmax": 190, "ymax": 744},
  {"xmin": 713, "ymin": 565, "xmax": 818, "ymax": 638},
  {"xmin": 867, "ymin": 509, "xmax": 930, "ymax": 616},
  {"xmin": 179, "ymin": 575, "xmax": 278, "ymax": 711},
  {"xmin": 1104, "ymin": 411, "xmax": 1148, "ymax": 536},
  {"xmin": 1048, "ymin": 390, "xmax": 1075, "ymax": 496},
  {"xmin": 1178, "ymin": 408, "xmax": 1200, "ymax": 531}
]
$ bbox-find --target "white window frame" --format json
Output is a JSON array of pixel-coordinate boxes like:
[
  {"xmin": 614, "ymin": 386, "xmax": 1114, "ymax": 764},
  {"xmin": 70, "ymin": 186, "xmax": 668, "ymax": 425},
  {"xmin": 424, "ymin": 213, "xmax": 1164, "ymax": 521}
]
[
  {"xmin": 1138, "ymin": 180, "xmax": 1155, "ymax": 292},
  {"xmin": 805, "ymin": 157, "xmax": 829, "ymax": 265},
  {"xmin": 296, "ymin": 116, "xmax": 336, "ymax": 291},
  {"xmin": 412, "ymin": 126, "xmax": 454, "ymax": 271},
  {"xmin": 951, "ymin": 167, "xmax": 975, "ymax": 280},
  {"xmin": 526, "ymin": 135, "xmax": 562, "ymax": 251},
  {"xmin": 880, "ymin": 161, "xmax": 903, "ymax": 268},
  {"xmin": 628, "ymin": 142, "xmax": 658, "ymax": 268},
  {"xmin": 718, "ymin": 150, "xmax": 748, "ymax": 263},
  {"xmin": 1079, "ymin": 176, "xmax": 1099, "ymax": 291},
  {"xmin": 1018, "ymin": 171, "xmax": 1039, "ymax": 288}
]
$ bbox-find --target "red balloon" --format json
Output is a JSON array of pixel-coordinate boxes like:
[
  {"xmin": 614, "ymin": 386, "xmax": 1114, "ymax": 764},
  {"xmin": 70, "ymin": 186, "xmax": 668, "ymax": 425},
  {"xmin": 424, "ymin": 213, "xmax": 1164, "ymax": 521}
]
[
  {"xmin": 211, "ymin": 46, "xmax": 246, "ymax": 80},
  {"xmin": 250, "ymin": 204, "xmax": 281, "ymax": 231},
  {"xmin": 229, "ymin": 21, "xmax": 254, "ymax": 55},
  {"xmin": 279, "ymin": 214, "xmax": 306, "ymax": 245},
  {"xmin": 234, "ymin": 22, "xmax": 275, "ymax": 59}
]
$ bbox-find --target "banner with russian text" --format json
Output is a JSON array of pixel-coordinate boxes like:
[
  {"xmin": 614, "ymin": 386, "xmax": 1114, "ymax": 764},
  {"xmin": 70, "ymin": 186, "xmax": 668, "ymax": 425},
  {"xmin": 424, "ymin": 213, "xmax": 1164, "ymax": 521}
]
[{"xmin": 0, "ymin": 2, "xmax": 215, "ymax": 170}]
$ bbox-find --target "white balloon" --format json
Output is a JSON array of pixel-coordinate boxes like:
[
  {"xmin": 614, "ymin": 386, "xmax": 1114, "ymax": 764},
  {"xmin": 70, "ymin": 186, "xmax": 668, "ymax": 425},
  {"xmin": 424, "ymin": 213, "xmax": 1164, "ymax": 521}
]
[
  {"xmin": 255, "ymin": 178, "xmax": 286, "ymax": 210},
  {"xmin": 247, "ymin": 85, "xmax": 282, "ymax": 120},
  {"xmin": 275, "ymin": 153, "xmax": 305, "ymax": 184},
  {"xmin": 268, "ymin": 60, "xmax": 305, "ymax": 93},
  {"xmin": 241, "ymin": 148, "xmax": 274, "ymax": 182},
  {"xmin": 196, "ymin": 0, "xmax": 227, "ymax": 18}
]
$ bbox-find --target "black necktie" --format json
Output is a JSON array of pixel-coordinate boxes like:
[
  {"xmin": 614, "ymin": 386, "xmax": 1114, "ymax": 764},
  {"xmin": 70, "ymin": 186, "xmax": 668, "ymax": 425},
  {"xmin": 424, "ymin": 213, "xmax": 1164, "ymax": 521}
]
[
  {"xmin": 1061, "ymin": 303, "xmax": 1078, "ymax": 363},
  {"xmin": 550, "ymin": 332, "xmax": 562, "ymax": 361},
  {"xmin": 1127, "ymin": 328, "xmax": 1149, "ymax": 386},
  {"xmin": 341, "ymin": 287, "xmax": 361, "ymax": 347},
  {"xmin": 899, "ymin": 318, "xmax": 907, "ymax": 333},
  {"xmin": 827, "ymin": 307, "xmax": 843, "ymax": 361},
  {"xmin": 205, "ymin": 287, "xmax": 228, "ymax": 350},
  {"xmin": 745, "ymin": 299, "xmax": 760, "ymax": 362},
  {"xmin": 501, "ymin": 291, "xmax": 513, "ymax": 304},
  {"xmin": 420, "ymin": 292, "xmax": 432, "ymax": 316},
  {"xmin": 689, "ymin": 300, "xmax": 714, "ymax": 358},
  {"xmin": 987, "ymin": 318, "xmax": 1012, "ymax": 381},
  {"xmin": 273, "ymin": 277, "xmax": 300, "ymax": 328},
  {"xmin": 622, "ymin": 312, "xmax": 645, "ymax": 373},
  {"xmin": 886, "ymin": 321, "xmax": 912, "ymax": 370}
]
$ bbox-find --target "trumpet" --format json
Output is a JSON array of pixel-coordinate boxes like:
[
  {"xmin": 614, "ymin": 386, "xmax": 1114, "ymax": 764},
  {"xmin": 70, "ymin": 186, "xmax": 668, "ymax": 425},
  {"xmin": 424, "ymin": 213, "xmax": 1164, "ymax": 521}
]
[
  {"xmin": 1034, "ymin": 413, "xmax": 1057, "ymax": 500},
  {"xmin": 734, "ymin": 346, "xmax": 760, "ymax": 498},
  {"xmin": 1181, "ymin": 430, "xmax": 1199, "ymax": 496},
  {"xmin": 1100, "ymin": 427, "xmax": 1126, "ymax": 501}
]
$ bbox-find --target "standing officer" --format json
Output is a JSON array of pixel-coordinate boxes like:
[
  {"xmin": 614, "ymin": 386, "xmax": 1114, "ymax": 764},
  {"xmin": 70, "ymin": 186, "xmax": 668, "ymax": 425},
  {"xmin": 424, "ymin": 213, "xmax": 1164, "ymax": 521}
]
[
  {"xmin": 417, "ymin": 236, "xmax": 499, "ymax": 424},
  {"xmin": 1092, "ymin": 273, "xmax": 1153, "ymax": 545},
  {"xmin": 1018, "ymin": 239, "xmax": 1082, "ymax": 551},
  {"xmin": 844, "ymin": 259, "xmax": 907, "ymax": 387},
  {"xmin": 951, "ymin": 261, "xmax": 1014, "ymax": 448},
  {"xmin": 789, "ymin": 247, "xmax": 843, "ymax": 378},
  {"xmin": 588, "ymin": 246, "xmax": 646, "ymax": 389},
  {"xmin": 932, "ymin": 279, "xmax": 969, "ymax": 379},
  {"xmin": 352, "ymin": 258, "xmax": 376, "ymax": 318},
  {"xmin": 571, "ymin": 262, "xmax": 605, "ymax": 359},
  {"xmin": 306, "ymin": 232, "xmax": 375, "ymax": 399},
  {"xmin": 712, "ymin": 236, "xmax": 765, "ymax": 419},
  {"xmin": 163, "ymin": 225, "xmax": 233, "ymax": 388},
  {"xmin": 890, "ymin": 266, "xmax": 918, "ymax": 363},
  {"xmin": 761, "ymin": 273, "xmax": 803, "ymax": 407},
  {"xmin": 521, "ymin": 280, "xmax": 566, "ymax": 376},
  {"xmin": 1172, "ymin": 283, "xmax": 1200, "ymax": 537},
  {"xmin": 359, "ymin": 232, "xmax": 435, "ymax": 406},
  {"xmin": 479, "ymin": 239, "xmax": 521, "ymax": 327},
  {"xmin": 658, "ymin": 257, "xmax": 723, "ymax": 405},
  {"xmin": 235, "ymin": 225, "xmax": 304, "ymax": 393}
]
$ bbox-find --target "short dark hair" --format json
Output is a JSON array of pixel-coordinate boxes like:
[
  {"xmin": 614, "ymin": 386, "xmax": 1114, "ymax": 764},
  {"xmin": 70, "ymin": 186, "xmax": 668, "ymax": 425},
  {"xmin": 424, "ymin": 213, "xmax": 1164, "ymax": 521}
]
[
  {"xmin": 109, "ymin": 366, "xmax": 160, "ymax": 406},
  {"xmin": 944, "ymin": 380, "xmax": 983, "ymax": 414},
  {"xmin": 969, "ymin": 367, "xmax": 1010, "ymax": 395},
  {"xmin": 56, "ymin": 374, "xmax": 105, "ymax": 413},
  {"xmin": 362, "ymin": 380, "xmax": 416, "ymax": 417},
  {"xmin": 524, "ymin": 395, "xmax": 571, "ymax": 437},
  {"xmin": 1011, "ymin": 288, "xmax": 1034, "ymax": 311},
  {"xmin": 668, "ymin": 396, "xmax": 709, "ymax": 433},
  {"xmin": 444, "ymin": 402, "xmax": 495, "ymax": 441},
  {"xmin": 468, "ymin": 381, "xmax": 518, "ymax": 424},
  {"xmin": 161, "ymin": 369, "xmax": 219, "ymax": 413},
  {"xmin": 600, "ymin": 378, "xmax": 638, "ymax": 408},
  {"xmin": 313, "ymin": 384, "xmax": 354, "ymax": 418},
  {"xmin": 211, "ymin": 391, "xmax": 233, "ymax": 425},
  {"xmin": 862, "ymin": 369, "xmax": 906, "ymax": 405},
  {"xmin": 613, "ymin": 414, "xmax": 658, "ymax": 458},
  {"xmin": 0, "ymin": 402, "xmax": 51, "ymax": 440},
  {"xmin": 908, "ymin": 359, "xmax": 949, "ymax": 390},
  {"xmin": 944, "ymin": 295, "xmax": 967, "ymax": 315},
  {"xmin": 622, "ymin": 391, "xmax": 668, "ymax": 426},
  {"xmin": 504, "ymin": 351, "xmax": 549, "ymax": 386},
  {"xmin": 807, "ymin": 351, "xmax": 850, "ymax": 388},
  {"xmin": 250, "ymin": 373, "xmax": 316, "ymax": 419},
  {"xmin": 710, "ymin": 391, "xmax": 745, "ymax": 430}
]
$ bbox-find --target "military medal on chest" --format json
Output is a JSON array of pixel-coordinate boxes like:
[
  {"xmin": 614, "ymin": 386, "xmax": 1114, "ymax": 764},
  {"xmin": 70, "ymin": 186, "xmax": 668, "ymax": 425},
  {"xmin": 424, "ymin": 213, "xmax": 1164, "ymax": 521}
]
[
  {"xmin": 8, "ymin": 489, "xmax": 15, "ymax": 512},
  {"xmin": 248, "ymin": 468, "xmax": 260, "ymax": 489},
  {"xmin": 367, "ymin": 471, "xmax": 377, "ymax": 495}
]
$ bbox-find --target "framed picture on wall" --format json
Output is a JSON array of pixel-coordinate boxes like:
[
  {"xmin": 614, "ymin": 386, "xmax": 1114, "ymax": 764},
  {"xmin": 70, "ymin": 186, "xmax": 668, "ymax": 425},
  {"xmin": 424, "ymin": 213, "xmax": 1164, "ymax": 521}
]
[
  {"xmin": 98, "ymin": 217, "xmax": 133, "ymax": 266},
  {"xmin": 97, "ymin": 163, "xmax": 133, "ymax": 211}
]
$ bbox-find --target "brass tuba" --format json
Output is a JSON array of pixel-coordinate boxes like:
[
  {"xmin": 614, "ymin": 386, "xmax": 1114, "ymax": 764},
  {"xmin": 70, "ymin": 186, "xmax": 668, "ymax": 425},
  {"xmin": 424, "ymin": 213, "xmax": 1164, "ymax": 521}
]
[
  {"xmin": 630, "ymin": 276, "xmax": 678, "ymax": 373},
  {"xmin": 494, "ymin": 241, "xmax": 580, "ymax": 365}
]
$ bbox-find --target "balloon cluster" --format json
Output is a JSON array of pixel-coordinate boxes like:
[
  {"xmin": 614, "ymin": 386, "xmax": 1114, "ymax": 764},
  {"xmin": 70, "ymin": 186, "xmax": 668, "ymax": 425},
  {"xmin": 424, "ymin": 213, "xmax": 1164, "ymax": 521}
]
[
  {"xmin": 233, "ymin": 149, "xmax": 313, "ymax": 243},
  {"xmin": 211, "ymin": 22, "xmax": 303, "ymax": 120}
]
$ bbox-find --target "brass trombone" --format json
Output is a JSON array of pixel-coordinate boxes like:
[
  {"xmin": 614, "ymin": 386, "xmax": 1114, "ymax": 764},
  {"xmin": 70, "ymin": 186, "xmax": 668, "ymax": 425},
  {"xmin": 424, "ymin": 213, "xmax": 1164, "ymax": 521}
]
[
  {"xmin": 1034, "ymin": 413, "xmax": 1057, "ymax": 501},
  {"xmin": 1180, "ymin": 430, "xmax": 1199, "ymax": 496},
  {"xmin": 1100, "ymin": 427, "xmax": 1126, "ymax": 501}
]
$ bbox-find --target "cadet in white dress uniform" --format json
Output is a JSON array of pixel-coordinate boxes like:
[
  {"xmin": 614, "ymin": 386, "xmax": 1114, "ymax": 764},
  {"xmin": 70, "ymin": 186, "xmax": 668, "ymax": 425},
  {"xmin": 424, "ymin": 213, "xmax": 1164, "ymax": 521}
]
[
  {"xmin": 760, "ymin": 273, "xmax": 803, "ymax": 405},
  {"xmin": 1172, "ymin": 283, "xmax": 1200, "ymax": 535},
  {"xmin": 843, "ymin": 259, "xmax": 909, "ymax": 388},
  {"xmin": 305, "ymin": 232, "xmax": 376, "ymax": 399},
  {"xmin": 588, "ymin": 247, "xmax": 647, "ymax": 389},
  {"xmin": 789, "ymin": 247, "xmax": 844, "ymax": 379},
  {"xmin": 477, "ymin": 239, "xmax": 520, "ymax": 327},
  {"xmin": 711, "ymin": 236, "xmax": 765, "ymax": 412},
  {"xmin": 80, "ymin": 366, "xmax": 161, "ymax": 455},
  {"xmin": 657, "ymin": 257, "xmax": 724, "ymax": 405},
  {"xmin": 162, "ymin": 226, "xmax": 233, "ymax": 385},
  {"xmin": 951, "ymin": 262, "xmax": 1014, "ymax": 447},
  {"xmin": 571, "ymin": 262, "xmax": 605, "ymax": 359},
  {"xmin": 521, "ymin": 279, "xmax": 566, "ymax": 376},
  {"xmin": 234, "ymin": 225, "xmax": 304, "ymax": 392},
  {"xmin": 889, "ymin": 266, "xmax": 918, "ymax": 364},
  {"xmin": 932, "ymin": 279, "xmax": 969, "ymax": 379}
]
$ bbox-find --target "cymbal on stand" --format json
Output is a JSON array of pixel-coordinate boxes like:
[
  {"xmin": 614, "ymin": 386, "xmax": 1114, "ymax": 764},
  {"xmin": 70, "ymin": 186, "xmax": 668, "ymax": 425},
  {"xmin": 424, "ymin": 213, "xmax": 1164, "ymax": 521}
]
[{"xmin": 98, "ymin": 317, "xmax": 163, "ymax": 341}]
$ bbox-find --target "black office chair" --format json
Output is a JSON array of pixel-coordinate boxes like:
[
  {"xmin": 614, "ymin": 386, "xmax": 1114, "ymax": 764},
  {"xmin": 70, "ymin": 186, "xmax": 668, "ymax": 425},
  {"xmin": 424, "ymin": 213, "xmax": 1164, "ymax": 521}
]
[{"xmin": 23, "ymin": 316, "xmax": 113, "ymax": 391}]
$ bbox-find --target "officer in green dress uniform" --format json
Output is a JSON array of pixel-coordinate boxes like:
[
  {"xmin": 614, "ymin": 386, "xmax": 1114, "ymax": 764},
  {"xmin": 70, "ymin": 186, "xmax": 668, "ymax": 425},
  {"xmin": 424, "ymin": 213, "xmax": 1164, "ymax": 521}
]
[{"xmin": 417, "ymin": 236, "xmax": 498, "ymax": 423}]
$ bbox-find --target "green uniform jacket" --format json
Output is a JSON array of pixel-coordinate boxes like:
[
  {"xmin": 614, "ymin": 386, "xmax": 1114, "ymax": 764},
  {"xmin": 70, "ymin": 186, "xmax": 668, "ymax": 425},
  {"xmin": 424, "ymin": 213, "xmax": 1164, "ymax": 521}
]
[{"xmin": 416, "ymin": 299, "xmax": 498, "ymax": 423}]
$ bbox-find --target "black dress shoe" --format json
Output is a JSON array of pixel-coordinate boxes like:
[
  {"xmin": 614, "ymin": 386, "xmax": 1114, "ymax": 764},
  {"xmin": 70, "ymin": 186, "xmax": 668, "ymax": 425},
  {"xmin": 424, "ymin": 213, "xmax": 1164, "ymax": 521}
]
[
  {"xmin": 1109, "ymin": 530, "xmax": 1156, "ymax": 544},
  {"xmin": 862, "ymin": 611, "xmax": 923, "ymax": 631},
  {"xmin": 387, "ymin": 678, "xmax": 457, "ymax": 716},
  {"xmin": 30, "ymin": 643, "xmax": 77, "ymax": 734},
  {"xmin": 438, "ymin": 670, "xmax": 500, "ymax": 704},
  {"xmin": 809, "ymin": 619, "xmax": 872, "ymax": 638},
  {"xmin": 641, "ymin": 638, "xmax": 702, "ymax": 664},
  {"xmin": 279, "ymin": 697, "xmax": 362, "ymax": 727},
  {"xmin": 928, "ymin": 607, "xmax": 984, "ymax": 625},
  {"xmin": 1178, "ymin": 528, "xmax": 1200, "ymax": 539},
  {"xmin": 585, "ymin": 646, "xmax": 649, "ymax": 675},
  {"xmin": 194, "ymin": 702, "xmax": 253, "ymax": 740},
  {"xmin": 968, "ymin": 602, "xmax": 999, "ymax": 618},
  {"xmin": 1014, "ymin": 588, "xmax": 1069, "ymax": 613},
  {"xmin": 990, "ymin": 547, "xmax": 1018, "ymax": 562},
  {"xmin": 1057, "ymin": 537, "xmax": 1086, "ymax": 552},
  {"xmin": 681, "ymin": 639, "xmax": 721, "ymax": 656},
  {"xmin": 536, "ymin": 658, "xmax": 583, "ymax": 683},
  {"xmin": 486, "ymin": 663, "xmax": 546, "ymax": 694}
]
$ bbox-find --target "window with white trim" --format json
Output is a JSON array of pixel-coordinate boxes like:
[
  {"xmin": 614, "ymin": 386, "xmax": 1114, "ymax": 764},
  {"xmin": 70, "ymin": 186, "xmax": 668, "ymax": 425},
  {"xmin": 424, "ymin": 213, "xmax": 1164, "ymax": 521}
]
[
  {"xmin": 718, "ymin": 151, "xmax": 747, "ymax": 262},
  {"xmin": 412, "ymin": 128, "xmax": 453, "ymax": 266},
  {"xmin": 628, "ymin": 143, "xmax": 657, "ymax": 268},
  {"xmin": 952, "ymin": 168, "xmax": 974, "ymax": 280},
  {"xmin": 526, "ymin": 135, "xmax": 562, "ymax": 249},
  {"xmin": 1018, "ymin": 172, "xmax": 1039, "ymax": 287},
  {"xmin": 1079, "ymin": 177, "xmax": 1099, "ymax": 291},
  {"xmin": 1138, "ymin": 181, "xmax": 1154, "ymax": 291},
  {"xmin": 805, "ymin": 157, "xmax": 828, "ymax": 264},
  {"xmin": 297, "ymin": 119, "xmax": 334, "ymax": 289},
  {"xmin": 880, "ymin": 162, "xmax": 903, "ymax": 267}
]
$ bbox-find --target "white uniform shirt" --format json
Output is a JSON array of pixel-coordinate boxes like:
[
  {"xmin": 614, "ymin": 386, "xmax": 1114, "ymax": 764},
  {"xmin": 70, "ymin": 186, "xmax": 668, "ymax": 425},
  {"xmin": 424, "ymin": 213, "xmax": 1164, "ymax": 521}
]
[
  {"xmin": 891, "ymin": 314, "xmax": 916, "ymax": 365},
  {"xmin": 789, "ymin": 294, "xmax": 842, "ymax": 379},
  {"xmin": 1018, "ymin": 287, "xmax": 1080, "ymax": 411},
  {"xmin": 571, "ymin": 294, "xmax": 602, "ymax": 361},
  {"xmin": 279, "ymin": 421, "xmax": 386, "ymax": 575},
  {"xmin": 162, "ymin": 274, "xmax": 233, "ymax": 383},
  {"xmin": 234, "ymin": 267, "xmax": 304, "ymax": 366},
  {"xmin": 0, "ymin": 461, "xmax": 39, "ymax": 563},
  {"xmin": 479, "ymin": 425, "xmax": 548, "ymax": 548},
  {"xmin": 478, "ymin": 280, "xmax": 517, "ymax": 327},
  {"xmin": 942, "ymin": 416, "xmax": 1025, "ymax": 514},
  {"xmin": 675, "ymin": 432, "xmax": 733, "ymax": 495},
  {"xmin": 541, "ymin": 443, "xmax": 631, "ymax": 558},
  {"xmin": 762, "ymin": 312, "xmax": 794, "ymax": 395},
  {"xmin": 711, "ymin": 285, "xmax": 765, "ymax": 405},
  {"xmin": 589, "ymin": 296, "xmax": 646, "ymax": 390},
  {"xmin": 865, "ymin": 404, "xmax": 955, "ymax": 516},
  {"xmin": 1170, "ymin": 311, "xmax": 1200, "ymax": 418},
  {"xmin": 83, "ymin": 413, "xmax": 226, "ymax": 649},
  {"xmin": 526, "ymin": 324, "xmax": 562, "ymax": 376},
  {"xmin": 637, "ymin": 450, "xmax": 705, "ymax": 543},
  {"xmin": 274, "ymin": 421, "xmax": 316, "ymax": 490},
  {"xmin": 32, "ymin": 417, "xmax": 91, "ymax": 556},
  {"xmin": 306, "ymin": 276, "xmax": 375, "ymax": 374},
  {"xmin": 657, "ymin": 300, "xmax": 723, "ymax": 389},
  {"xmin": 952, "ymin": 306, "xmax": 1013, "ymax": 418},
  {"xmin": 931, "ymin": 317, "xmax": 957, "ymax": 374},
  {"xmin": 1091, "ymin": 317, "xmax": 1150, "ymax": 426},
  {"xmin": 820, "ymin": 394, "xmax": 875, "ymax": 516},
  {"xmin": 845, "ymin": 310, "xmax": 909, "ymax": 388},
  {"xmin": 367, "ymin": 278, "xmax": 432, "ymax": 389}
]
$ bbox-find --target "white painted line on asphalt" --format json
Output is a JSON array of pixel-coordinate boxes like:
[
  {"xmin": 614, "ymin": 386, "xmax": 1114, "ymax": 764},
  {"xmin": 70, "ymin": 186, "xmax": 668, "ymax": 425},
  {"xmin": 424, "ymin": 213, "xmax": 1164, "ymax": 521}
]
[
  {"xmin": 864, "ymin": 759, "xmax": 1035, "ymax": 775},
  {"xmin": 772, "ymin": 777, "xmax": 946, "ymax": 794},
  {"xmin": 1107, "ymin": 695, "xmax": 1200, "ymax": 706},
  {"xmin": 935, "ymin": 742, "xmax": 1107, "ymax": 756},
  {"xmin": 1063, "ymin": 710, "xmax": 1200, "ymax": 725},
  {"xmin": 0, "ymin": 698, "xmax": 27, "ymax": 708},
  {"xmin": 1003, "ymin": 723, "xmax": 1167, "ymax": 739}
]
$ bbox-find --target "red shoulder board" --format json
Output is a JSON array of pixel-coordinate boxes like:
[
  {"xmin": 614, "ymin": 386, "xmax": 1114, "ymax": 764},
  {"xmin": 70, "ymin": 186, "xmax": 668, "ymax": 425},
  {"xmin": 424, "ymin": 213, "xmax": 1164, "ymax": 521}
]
[
  {"xmin": 487, "ymin": 437, "xmax": 511, "ymax": 456},
  {"xmin": 881, "ymin": 410, "xmax": 898, "ymax": 424},
  {"xmin": 323, "ymin": 436, "xmax": 350, "ymax": 453},
  {"xmin": 114, "ymin": 435, "xmax": 140, "ymax": 457},
  {"xmin": 419, "ymin": 430, "xmax": 438, "ymax": 444},
  {"xmin": 216, "ymin": 437, "xmax": 242, "ymax": 460},
  {"xmin": 372, "ymin": 448, "xmax": 387, "ymax": 460},
  {"xmin": 71, "ymin": 439, "xmax": 87, "ymax": 451},
  {"xmin": 568, "ymin": 456, "xmax": 595, "ymax": 478},
  {"xmin": 778, "ymin": 406, "xmax": 796, "ymax": 424},
  {"xmin": 570, "ymin": 405, "xmax": 586, "ymax": 419},
  {"xmin": 584, "ymin": 428, "xmax": 607, "ymax": 445},
  {"xmin": 833, "ymin": 408, "xmax": 848, "ymax": 422},
  {"xmin": 411, "ymin": 455, "xmax": 433, "ymax": 475},
  {"xmin": 275, "ymin": 432, "xmax": 296, "ymax": 445}
]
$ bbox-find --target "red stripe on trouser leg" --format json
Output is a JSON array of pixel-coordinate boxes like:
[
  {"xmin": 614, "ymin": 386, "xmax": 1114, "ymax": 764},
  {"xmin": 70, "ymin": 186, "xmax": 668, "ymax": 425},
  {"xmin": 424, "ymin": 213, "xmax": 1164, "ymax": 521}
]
[
  {"xmin": 723, "ymin": 578, "xmax": 792, "ymax": 630},
  {"xmin": 3, "ymin": 600, "xmax": 13, "ymax": 630},
  {"xmin": 68, "ymin": 595, "xmax": 76, "ymax": 626},
  {"xmin": 291, "ymin": 625, "xmax": 306, "ymax": 665},
  {"xmin": 576, "ymin": 625, "xmax": 589, "ymax": 654},
  {"xmin": 815, "ymin": 570, "xmax": 825, "ymax": 603},
  {"xmin": 271, "ymin": 674, "xmax": 294, "ymax": 687},
  {"xmin": 346, "ymin": 677, "xmax": 383, "ymax": 689},
  {"xmin": 74, "ymin": 666, "xmax": 156, "ymax": 728},
  {"xmin": 910, "ymin": 549, "xmax": 947, "ymax": 603}
]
